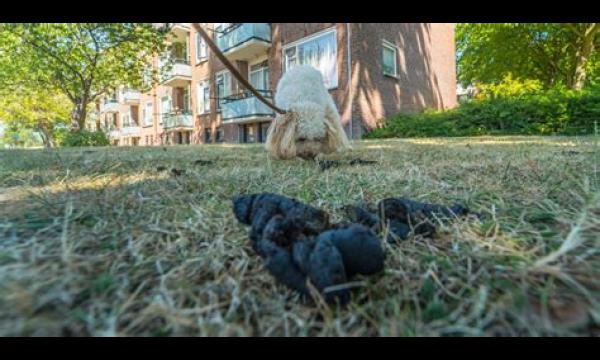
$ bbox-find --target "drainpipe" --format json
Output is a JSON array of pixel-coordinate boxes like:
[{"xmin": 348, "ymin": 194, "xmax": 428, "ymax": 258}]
[{"xmin": 346, "ymin": 23, "xmax": 354, "ymax": 140}]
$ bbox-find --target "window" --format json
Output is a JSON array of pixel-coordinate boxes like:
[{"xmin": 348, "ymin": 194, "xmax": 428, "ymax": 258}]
[
  {"xmin": 382, "ymin": 41, "xmax": 398, "ymax": 77},
  {"xmin": 215, "ymin": 70, "xmax": 231, "ymax": 111},
  {"xmin": 143, "ymin": 102, "xmax": 153, "ymax": 126},
  {"xmin": 171, "ymin": 42, "xmax": 188, "ymax": 64},
  {"xmin": 204, "ymin": 128, "xmax": 212, "ymax": 143},
  {"xmin": 160, "ymin": 96, "xmax": 171, "ymax": 124},
  {"xmin": 196, "ymin": 33, "xmax": 207, "ymax": 62},
  {"xmin": 122, "ymin": 114, "xmax": 130, "ymax": 127},
  {"xmin": 216, "ymin": 127, "xmax": 224, "ymax": 143},
  {"xmin": 250, "ymin": 62, "xmax": 269, "ymax": 91},
  {"xmin": 259, "ymin": 122, "xmax": 270, "ymax": 143},
  {"xmin": 197, "ymin": 80, "xmax": 210, "ymax": 114},
  {"xmin": 283, "ymin": 28, "xmax": 337, "ymax": 89},
  {"xmin": 182, "ymin": 87, "xmax": 191, "ymax": 113},
  {"xmin": 240, "ymin": 124, "xmax": 256, "ymax": 143},
  {"xmin": 130, "ymin": 105, "xmax": 139, "ymax": 126}
]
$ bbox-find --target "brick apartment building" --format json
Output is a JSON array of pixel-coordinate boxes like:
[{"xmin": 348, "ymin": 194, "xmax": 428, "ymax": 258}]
[{"xmin": 92, "ymin": 23, "xmax": 457, "ymax": 146}]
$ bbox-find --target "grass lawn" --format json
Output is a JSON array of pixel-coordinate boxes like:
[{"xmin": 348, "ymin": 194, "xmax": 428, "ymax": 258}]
[{"xmin": 0, "ymin": 136, "xmax": 598, "ymax": 336}]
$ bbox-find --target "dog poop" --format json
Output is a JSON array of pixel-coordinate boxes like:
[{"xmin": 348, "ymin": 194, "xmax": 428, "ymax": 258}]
[
  {"xmin": 344, "ymin": 197, "xmax": 474, "ymax": 242},
  {"xmin": 233, "ymin": 193, "xmax": 384, "ymax": 305},
  {"xmin": 232, "ymin": 193, "xmax": 476, "ymax": 305},
  {"xmin": 315, "ymin": 224, "xmax": 385, "ymax": 277}
]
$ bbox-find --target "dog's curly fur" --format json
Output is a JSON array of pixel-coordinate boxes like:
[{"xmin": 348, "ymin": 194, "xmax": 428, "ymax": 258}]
[{"xmin": 265, "ymin": 65, "xmax": 352, "ymax": 160}]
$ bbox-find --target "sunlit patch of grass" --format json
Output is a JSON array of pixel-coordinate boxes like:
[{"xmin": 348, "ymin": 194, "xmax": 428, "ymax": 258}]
[{"xmin": 0, "ymin": 136, "xmax": 598, "ymax": 336}]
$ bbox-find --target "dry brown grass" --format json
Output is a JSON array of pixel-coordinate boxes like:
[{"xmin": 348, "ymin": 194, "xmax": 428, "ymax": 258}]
[{"xmin": 0, "ymin": 136, "xmax": 598, "ymax": 336}]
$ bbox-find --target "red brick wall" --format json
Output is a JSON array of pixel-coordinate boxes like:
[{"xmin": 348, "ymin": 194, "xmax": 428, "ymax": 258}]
[{"xmin": 350, "ymin": 23, "xmax": 457, "ymax": 137}]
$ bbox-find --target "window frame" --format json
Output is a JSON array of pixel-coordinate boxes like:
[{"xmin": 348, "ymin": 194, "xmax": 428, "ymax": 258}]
[
  {"xmin": 143, "ymin": 102, "xmax": 153, "ymax": 127},
  {"xmin": 382, "ymin": 40, "xmax": 399, "ymax": 78},
  {"xmin": 249, "ymin": 61, "xmax": 270, "ymax": 91},
  {"xmin": 197, "ymin": 80, "xmax": 210, "ymax": 114},
  {"xmin": 282, "ymin": 27, "xmax": 338, "ymax": 89},
  {"xmin": 215, "ymin": 70, "xmax": 232, "ymax": 111},
  {"xmin": 196, "ymin": 32, "xmax": 208, "ymax": 63},
  {"xmin": 160, "ymin": 96, "xmax": 171, "ymax": 124}
]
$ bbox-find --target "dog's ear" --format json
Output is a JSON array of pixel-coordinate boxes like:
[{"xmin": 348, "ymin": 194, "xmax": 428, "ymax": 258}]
[
  {"xmin": 323, "ymin": 98, "xmax": 352, "ymax": 154},
  {"xmin": 265, "ymin": 113, "xmax": 297, "ymax": 160}
]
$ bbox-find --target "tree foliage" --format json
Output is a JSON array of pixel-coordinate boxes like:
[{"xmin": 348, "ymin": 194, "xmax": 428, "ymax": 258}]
[
  {"xmin": 0, "ymin": 86, "xmax": 70, "ymax": 148},
  {"xmin": 457, "ymin": 23, "xmax": 600, "ymax": 90},
  {"xmin": 0, "ymin": 23, "xmax": 168, "ymax": 131}
]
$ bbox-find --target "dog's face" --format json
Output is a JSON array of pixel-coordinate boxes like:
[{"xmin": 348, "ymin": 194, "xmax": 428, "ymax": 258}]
[
  {"xmin": 265, "ymin": 100, "xmax": 348, "ymax": 160},
  {"xmin": 290, "ymin": 102, "xmax": 328, "ymax": 160}
]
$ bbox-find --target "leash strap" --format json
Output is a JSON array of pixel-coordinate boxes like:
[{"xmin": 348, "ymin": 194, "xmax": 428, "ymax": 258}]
[{"xmin": 192, "ymin": 23, "xmax": 286, "ymax": 115}]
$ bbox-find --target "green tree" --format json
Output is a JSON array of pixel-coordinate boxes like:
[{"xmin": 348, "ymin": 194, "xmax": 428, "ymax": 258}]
[
  {"xmin": 457, "ymin": 23, "xmax": 600, "ymax": 90},
  {"xmin": 0, "ymin": 86, "xmax": 71, "ymax": 148},
  {"xmin": 0, "ymin": 23, "xmax": 168, "ymax": 131}
]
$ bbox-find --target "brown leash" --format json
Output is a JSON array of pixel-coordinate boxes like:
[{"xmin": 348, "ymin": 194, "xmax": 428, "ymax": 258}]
[{"xmin": 192, "ymin": 23, "xmax": 286, "ymax": 115}]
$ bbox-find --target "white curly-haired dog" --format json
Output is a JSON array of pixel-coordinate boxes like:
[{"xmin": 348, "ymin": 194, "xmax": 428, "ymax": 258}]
[{"xmin": 265, "ymin": 65, "xmax": 351, "ymax": 160}]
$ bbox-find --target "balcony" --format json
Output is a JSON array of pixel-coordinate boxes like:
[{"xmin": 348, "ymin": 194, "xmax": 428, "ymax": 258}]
[
  {"xmin": 109, "ymin": 130, "xmax": 121, "ymax": 138},
  {"xmin": 101, "ymin": 125, "xmax": 120, "ymax": 138},
  {"xmin": 163, "ymin": 111, "xmax": 193, "ymax": 130},
  {"xmin": 167, "ymin": 23, "xmax": 191, "ymax": 41},
  {"xmin": 122, "ymin": 89, "xmax": 141, "ymax": 104},
  {"xmin": 221, "ymin": 91, "xmax": 275, "ymax": 123},
  {"xmin": 216, "ymin": 23, "xmax": 271, "ymax": 61},
  {"xmin": 121, "ymin": 126, "xmax": 141, "ymax": 136},
  {"xmin": 160, "ymin": 60, "xmax": 192, "ymax": 87},
  {"xmin": 100, "ymin": 100, "xmax": 119, "ymax": 113}
]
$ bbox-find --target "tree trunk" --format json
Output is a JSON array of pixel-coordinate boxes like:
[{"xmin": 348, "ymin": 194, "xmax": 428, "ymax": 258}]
[
  {"xmin": 70, "ymin": 99, "xmax": 88, "ymax": 132},
  {"xmin": 573, "ymin": 42, "xmax": 593, "ymax": 90},
  {"xmin": 571, "ymin": 24, "xmax": 599, "ymax": 90},
  {"xmin": 37, "ymin": 122, "xmax": 55, "ymax": 148}
]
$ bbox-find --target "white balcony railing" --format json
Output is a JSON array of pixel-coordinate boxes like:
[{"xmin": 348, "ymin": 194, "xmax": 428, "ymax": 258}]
[
  {"xmin": 122, "ymin": 89, "xmax": 141, "ymax": 104},
  {"xmin": 109, "ymin": 130, "xmax": 121, "ymax": 138},
  {"xmin": 163, "ymin": 112, "xmax": 193, "ymax": 129},
  {"xmin": 216, "ymin": 23, "xmax": 271, "ymax": 61},
  {"xmin": 101, "ymin": 125, "xmax": 120, "ymax": 138},
  {"xmin": 100, "ymin": 100, "xmax": 119, "ymax": 113},
  {"xmin": 121, "ymin": 126, "xmax": 141, "ymax": 136},
  {"xmin": 221, "ymin": 91, "xmax": 275, "ymax": 122},
  {"xmin": 160, "ymin": 60, "xmax": 192, "ymax": 87}
]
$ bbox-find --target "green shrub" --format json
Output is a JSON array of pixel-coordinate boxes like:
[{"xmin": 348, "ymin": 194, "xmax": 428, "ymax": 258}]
[
  {"xmin": 366, "ymin": 85, "xmax": 600, "ymax": 139},
  {"xmin": 477, "ymin": 74, "xmax": 544, "ymax": 100},
  {"xmin": 58, "ymin": 130, "xmax": 110, "ymax": 147}
]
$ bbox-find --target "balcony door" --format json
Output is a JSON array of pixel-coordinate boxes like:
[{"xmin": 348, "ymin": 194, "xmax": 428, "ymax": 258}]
[
  {"xmin": 216, "ymin": 70, "xmax": 232, "ymax": 110},
  {"xmin": 170, "ymin": 42, "xmax": 188, "ymax": 64},
  {"xmin": 250, "ymin": 62, "xmax": 269, "ymax": 92},
  {"xmin": 170, "ymin": 87, "xmax": 191, "ymax": 114},
  {"xmin": 161, "ymin": 96, "xmax": 171, "ymax": 124},
  {"xmin": 130, "ymin": 105, "xmax": 139, "ymax": 126}
]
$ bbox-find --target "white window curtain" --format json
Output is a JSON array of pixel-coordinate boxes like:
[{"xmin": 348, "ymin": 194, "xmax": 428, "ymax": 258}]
[
  {"xmin": 283, "ymin": 30, "xmax": 337, "ymax": 89},
  {"xmin": 196, "ymin": 33, "xmax": 207, "ymax": 60},
  {"xmin": 143, "ymin": 103, "xmax": 153, "ymax": 126},
  {"xmin": 197, "ymin": 81, "xmax": 210, "ymax": 114},
  {"xmin": 250, "ymin": 64, "xmax": 269, "ymax": 91}
]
